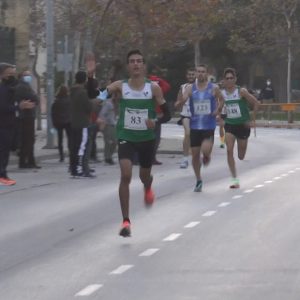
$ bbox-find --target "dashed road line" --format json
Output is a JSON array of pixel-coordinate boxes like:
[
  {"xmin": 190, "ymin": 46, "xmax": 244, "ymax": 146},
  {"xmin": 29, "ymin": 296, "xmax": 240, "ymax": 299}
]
[
  {"xmin": 75, "ymin": 284, "xmax": 103, "ymax": 297},
  {"xmin": 254, "ymin": 184, "xmax": 264, "ymax": 188},
  {"xmin": 232, "ymin": 195, "xmax": 243, "ymax": 199},
  {"xmin": 163, "ymin": 233, "xmax": 182, "ymax": 241},
  {"xmin": 202, "ymin": 210, "xmax": 216, "ymax": 217},
  {"xmin": 75, "ymin": 170, "xmax": 300, "ymax": 298},
  {"xmin": 244, "ymin": 189, "xmax": 254, "ymax": 194},
  {"xmin": 110, "ymin": 265, "xmax": 134, "ymax": 275},
  {"xmin": 184, "ymin": 221, "xmax": 200, "ymax": 228},
  {"xmin": 218, "ymin": 202, "xmax": 231, "ymax": 207},
  {"xmin": 139, "ymin": 248, "xmax": 160, "ymax": 257}
]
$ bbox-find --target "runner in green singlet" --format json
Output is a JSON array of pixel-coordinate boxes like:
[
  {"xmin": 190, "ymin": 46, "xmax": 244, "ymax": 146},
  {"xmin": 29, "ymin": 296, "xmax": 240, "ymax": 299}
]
[
  {"xmin": 221, "ymin": 68, "xmax": 260, "ymax": 189},
  {"xmin": 87, "ymin": 50, "xmax": 171, "ymax": 237}
]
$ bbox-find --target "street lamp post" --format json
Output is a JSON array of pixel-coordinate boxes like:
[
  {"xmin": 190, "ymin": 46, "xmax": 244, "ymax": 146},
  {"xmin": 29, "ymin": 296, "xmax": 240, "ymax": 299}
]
[{"xmin": 45, "ymin": 0, "xmax": 55, "ymax": 148}]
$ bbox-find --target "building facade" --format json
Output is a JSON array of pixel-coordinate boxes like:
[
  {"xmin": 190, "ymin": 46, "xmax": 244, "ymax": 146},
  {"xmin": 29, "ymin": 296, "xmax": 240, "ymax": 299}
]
[{"xmin": 0, "ymin": 0, "xmax": 30, "ymax": 70}]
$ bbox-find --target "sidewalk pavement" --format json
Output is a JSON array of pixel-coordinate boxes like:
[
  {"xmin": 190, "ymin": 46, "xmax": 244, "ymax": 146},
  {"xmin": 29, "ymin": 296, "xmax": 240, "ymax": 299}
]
[{"xmin": 8, "ymin": 118, "xmax": 300, "ymax": 166}]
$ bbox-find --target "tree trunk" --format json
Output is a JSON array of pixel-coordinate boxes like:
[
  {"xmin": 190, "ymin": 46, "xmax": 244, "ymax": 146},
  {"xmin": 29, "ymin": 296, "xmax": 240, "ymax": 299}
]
[
  {"xmin": 194, "ymin": 40, "xmax": 201, "ymax": 67},
  {"xmin": 72, "ymin": 31, "xmax": 81, "ymax": 82}
]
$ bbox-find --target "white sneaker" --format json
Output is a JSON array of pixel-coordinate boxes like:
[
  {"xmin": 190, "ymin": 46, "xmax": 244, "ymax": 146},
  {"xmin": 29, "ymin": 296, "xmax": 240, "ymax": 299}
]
[{"xmin": 180, "ymin": 160, "xmax": 188, "ymax": 169}]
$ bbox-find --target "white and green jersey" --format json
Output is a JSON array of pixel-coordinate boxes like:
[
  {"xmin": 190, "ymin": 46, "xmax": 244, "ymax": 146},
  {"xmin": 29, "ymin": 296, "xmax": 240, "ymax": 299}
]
[
  {"xmin": 117, "ymin": 79, "xmax": 156, "ymax": 142},
  {"xmin": 221, "ymin": 86, "xmax": 250, "ymax": 125}
]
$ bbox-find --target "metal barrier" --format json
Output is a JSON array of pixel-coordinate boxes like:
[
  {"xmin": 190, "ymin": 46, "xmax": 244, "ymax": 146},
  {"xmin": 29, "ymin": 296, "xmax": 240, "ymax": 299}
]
[{"xmin": 257, "ymin": 102, "xmax": 300, "ymax": 125}]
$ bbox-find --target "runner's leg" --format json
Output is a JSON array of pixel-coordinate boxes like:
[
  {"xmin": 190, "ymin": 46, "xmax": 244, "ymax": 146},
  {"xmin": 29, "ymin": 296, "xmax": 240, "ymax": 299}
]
[
  {"xmin": 119, "ymin": 159, "xmax": 132, "ymax": 220},
  {"xmin": 225, "ymin": 132, "xmax": 237, "ymax": 178},
  {"xmin": 237, "ymin": 138, "xmax": 248, "ymax": 160},
  {"xmin": 191, "ymin": 146, "xmax": 201, "ymax": 181}
]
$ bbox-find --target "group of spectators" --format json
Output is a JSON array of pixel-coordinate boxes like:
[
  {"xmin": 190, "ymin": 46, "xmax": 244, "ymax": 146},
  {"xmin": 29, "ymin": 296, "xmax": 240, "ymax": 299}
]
[
  {"xmin": 0, "ymin": 63, "xmax": 40, "ymax": 186},
  {"xmin": 51, "ymin": 70, "xmax": 118, "ymax": 178},
  {"xmin": 51, "ymin": 66, "xmax": 171, "ymax": 178}
]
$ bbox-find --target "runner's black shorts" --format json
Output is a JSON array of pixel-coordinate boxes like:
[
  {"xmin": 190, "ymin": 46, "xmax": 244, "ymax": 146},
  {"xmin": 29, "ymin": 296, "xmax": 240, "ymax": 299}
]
[
  {"xmin": 190, "ymin": 129, "xmax": 215, "ymax": 147},
  {"xmin": 177, "ymin": 115, "xmax": 190, "ymax": 126},
  {"xmin": 118, "ymin": 139, "xmax": 155, "ymax": 168},
  {"xmin": 224, "ymin": 123, "xmax": 250, "ymax": 140},
  {"xmin": 220, "ymin": 114, "xmax": 227, "ymax": 120}
]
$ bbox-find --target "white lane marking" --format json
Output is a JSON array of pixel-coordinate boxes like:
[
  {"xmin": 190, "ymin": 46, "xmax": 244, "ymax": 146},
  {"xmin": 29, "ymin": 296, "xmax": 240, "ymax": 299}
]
[
  {"xmin": 202, "ymin": 211, "xmax": 216, "ymax": 217},
  {"xmin": 273, "ymin": 177, "xmax": 281, "ymax": 180},
  {"xmin": 218, "ymin": 202, "xmax": 231, "ymax": 207},
  {"xmin": 110, "ymin": 265, "xmax": 134, "ymax": 275},
  {"xmin": 139, "ymin": 248, "xmax": 159, "ymax": 257},
  {"xmin": 254, "ymin": 184, "xmax": 264, "ymax": 188},
  {"xmin": 289, "ymin": 170, "xmax": 295, "ymax": 174},
  {"xmin": 75, "ymin": 284, "xmax": 103, "ymax": 297},
  {"xmin": 244, "ymin": 189, "xmax": 254, "ymax": 193},
  {"xmin": 232, "ymin": 195, "xmax": 243, "ymax": 199},
  {"xmin": 163, "ymin": 233, "xmax": 182, "ymax": 241},
  {"xmin": 264, "ymin": 180, "xmax": 273, "ymax": 184},
  {"xmin": 281, "ymin": 174, "xmax": 288, "ymax": 177},
  {"xmin": 184, "ymin": 221, "xmax": 200, "ymax": 228}
]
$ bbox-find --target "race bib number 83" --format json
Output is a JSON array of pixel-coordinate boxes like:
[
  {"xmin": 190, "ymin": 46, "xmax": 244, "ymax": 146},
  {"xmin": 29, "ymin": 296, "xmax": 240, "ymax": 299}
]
[{"xmin": 124, "ymin": 108, "xmax": 148, "ymax": 130}]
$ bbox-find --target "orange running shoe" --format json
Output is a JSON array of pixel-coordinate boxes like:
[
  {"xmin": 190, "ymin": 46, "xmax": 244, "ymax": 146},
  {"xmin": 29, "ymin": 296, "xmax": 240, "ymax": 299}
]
[
  {"xmin": 144, "ymin": 188, "xmax": 155, "ymax": 206},
  {"xmin": 119, "ymin": 220, "xmax": 131, "ymax": 237},
  {"xmin": 0, "ymin": 177, "xmax": 16, "ymax": 186}
]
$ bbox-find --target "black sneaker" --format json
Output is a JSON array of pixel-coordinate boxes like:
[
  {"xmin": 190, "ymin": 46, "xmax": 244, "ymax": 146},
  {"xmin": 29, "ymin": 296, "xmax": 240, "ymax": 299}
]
[
  {"xmin": 105, "ymin": 159, "xmax": 115, "ymax": 165},
  {"xmin": 119, "ymin": 220, "xmax": 131, "ymax": 237},
  {"xmin": 70, "ymin": 172, "xmax": 83, "ymax": 179},
  {"xmin": 82, "ymin": 173, "xmax": 97, "ymax": 178}
]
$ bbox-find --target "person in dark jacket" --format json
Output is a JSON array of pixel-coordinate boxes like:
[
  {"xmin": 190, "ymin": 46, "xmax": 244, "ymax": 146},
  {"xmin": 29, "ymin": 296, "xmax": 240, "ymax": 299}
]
[
  {"xmin": 14, "ymin": 69, "xmax": 40, "ymax": 169},
  {"xmin": 259, "ymin": 78, "xmax": 275, "ymax": 120},
  {"xmin": 0, "ymin": 63, "xmax": 34, "ymax": 185},
  {"xmin": 69, "ymin": 71, "xmax": 93, "ymax": 178},
  {"xmin": 51, "ymin": 85, "xmax": 71, "ymax": 162}
]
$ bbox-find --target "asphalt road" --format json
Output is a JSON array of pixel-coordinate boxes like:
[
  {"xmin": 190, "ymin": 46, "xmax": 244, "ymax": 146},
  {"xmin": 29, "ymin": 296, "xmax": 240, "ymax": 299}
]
[{"xmin": 1, "ymin": 126, "xmax": 300, "ymax": 300}]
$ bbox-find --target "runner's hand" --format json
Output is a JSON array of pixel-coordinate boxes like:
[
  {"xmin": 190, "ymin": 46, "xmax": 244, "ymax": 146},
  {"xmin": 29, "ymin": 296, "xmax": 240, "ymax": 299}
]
[{"xmin": 145, "ymin": 119, "xmax": 156, "ymax": 129}]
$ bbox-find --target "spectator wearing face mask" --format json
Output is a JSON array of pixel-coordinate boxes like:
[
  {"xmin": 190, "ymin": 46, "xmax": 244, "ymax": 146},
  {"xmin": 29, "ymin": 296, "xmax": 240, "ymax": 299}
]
[
  {"xmin": 14, "ymin": 69, "xmax": 40, "ymax": 169},
  {"xmin": 0, "ymin": 63, "xmax": 35, "ymax": 185},
  {"xmin": 259, "ymin": 79, "xmax": 275, "ymax": 121}
]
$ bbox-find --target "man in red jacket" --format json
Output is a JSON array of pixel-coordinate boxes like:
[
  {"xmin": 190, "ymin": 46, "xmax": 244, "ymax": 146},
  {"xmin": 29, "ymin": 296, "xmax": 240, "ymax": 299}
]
[{"xmin": 148, "ymin": 69, "xmax": 171, "ymax": 165}]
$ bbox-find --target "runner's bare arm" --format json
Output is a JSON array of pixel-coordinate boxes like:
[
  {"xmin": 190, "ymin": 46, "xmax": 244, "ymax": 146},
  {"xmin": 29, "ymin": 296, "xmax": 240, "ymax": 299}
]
[
  {"xmin": 174, "ymin": 86, "xmax": 184, "ymax": 109},
  {"xmin": 241, "ymin": 88, "xmax": 260, "ymax": 112},
  {"xmin": 213, "ymin": 85, "xmax": 225, "ymax": 116},
  {"xmin": 145, "ymin": 83, "xmax": 171, "ymax": 129},
  {"xmin": 178, "ymin": 84, "xmax": 192, "ymax": 106},
  {"xmin": 106, "ymin": 80, "xmax": 122, "ymax": 100}
]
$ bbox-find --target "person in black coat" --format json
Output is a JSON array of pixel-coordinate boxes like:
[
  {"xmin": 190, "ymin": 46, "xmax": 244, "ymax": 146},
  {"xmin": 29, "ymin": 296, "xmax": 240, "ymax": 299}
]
[
  {"xmin": 0, "ymin": 63, "xmax": 35, "ymax": 185},
  {"xmin": 14, "ymin": 70, "xmax": 40, "ymax": 169},
  {"xmin": 51, "ymin": 85, "xmax": 72, "ymax": 162}
]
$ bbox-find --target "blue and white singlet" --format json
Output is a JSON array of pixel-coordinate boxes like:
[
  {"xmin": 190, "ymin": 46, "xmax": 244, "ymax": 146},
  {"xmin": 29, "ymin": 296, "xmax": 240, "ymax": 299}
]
[{"xmin": 189, "ymin": 81, "xmax": 217, "ymax": 130}]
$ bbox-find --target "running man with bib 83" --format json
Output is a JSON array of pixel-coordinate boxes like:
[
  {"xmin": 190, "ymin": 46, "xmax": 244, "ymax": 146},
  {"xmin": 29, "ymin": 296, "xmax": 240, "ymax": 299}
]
[{"xmin": 87, "ymin": 50, "xmax": 171, "ymax": 237}]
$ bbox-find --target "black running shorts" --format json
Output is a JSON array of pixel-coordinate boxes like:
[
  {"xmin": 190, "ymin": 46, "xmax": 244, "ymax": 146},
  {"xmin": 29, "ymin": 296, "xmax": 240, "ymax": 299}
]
[
  {"xmin": 224, "ymin": 123, "xmax": 250, "ymax": 140},
  {"xmin": 190, "ymin": 129, "xmax": 215, "ymax": 147},
  {"xmin": 118, "ymin": 139, "xmax": 156, "ymax": 168}
]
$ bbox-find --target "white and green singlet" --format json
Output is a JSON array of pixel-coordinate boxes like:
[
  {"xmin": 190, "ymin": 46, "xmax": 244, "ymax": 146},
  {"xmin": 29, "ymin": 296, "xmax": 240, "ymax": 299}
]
[
  {"xmin": 117, "ymin": 79, "xmax": 156, "ymax": 142},
  {"xmin": 221, "ymin": 86, "xmax": 250, "ymax": 125}
]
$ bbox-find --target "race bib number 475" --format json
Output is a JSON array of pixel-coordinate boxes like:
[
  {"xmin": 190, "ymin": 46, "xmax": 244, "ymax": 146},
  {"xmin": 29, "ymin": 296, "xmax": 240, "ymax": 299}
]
[
  {"xmin": 194, "ymin": 100, "xmax": 211, "ymax": 115},
  {"xmin": 124, "ymin": 108, "xmax": 148, "ymax": 130}
]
